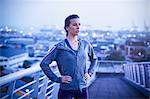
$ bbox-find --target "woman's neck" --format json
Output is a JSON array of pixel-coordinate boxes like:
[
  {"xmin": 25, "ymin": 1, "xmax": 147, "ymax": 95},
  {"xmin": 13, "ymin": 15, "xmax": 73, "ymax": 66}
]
[
  {"xmin": 66, "ymin": 35, "xmax": 78, "ymax": 43},
  {"xmin": 66, "ymin": 35, "xmax": 79, "ymax": 50}
]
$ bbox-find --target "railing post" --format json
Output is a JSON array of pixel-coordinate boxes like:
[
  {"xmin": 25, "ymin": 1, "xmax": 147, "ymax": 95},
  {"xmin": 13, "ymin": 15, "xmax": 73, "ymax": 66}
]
[
  {"xmin": 147, "ymin": 64, "xmax": 150, "ymax": 88},
  {"xmin": 130, "ymin": 64, "xmax": 134, "ymax": 81},
  {"xmin": 132, "ymin": 64, "xmax": 136, "ymax": 82},
  {"xmin": 124, "ymin": 64, "xmax": 129, "ymax": 79},
  {"xmin": 134, "ymin": 64, "xmax": 138, "ymax": 83},
  {"xmin": 124, "ymin": 64, "xmax": 128, "ymax": 78},
  {"xmin": 127, "ymin": 65, "xmax": 131, "ymax": 79},
  {"xmin": 126, "ymin": 65, "xmax": 129, "ymax": 79},
  {"xmin": 144, "ymin": 64, "xmax": 150, "ymax": 88},
  {"xmin": 136, "ymin": 64, "xmax": 141, "ymax": 84},
  {"xmin": 7, "ymin": 81, "xmax": 16, "ymax": 99},
  {"xmin": 124, "ymin": 64, "xmax": 127, "ymax": 78},
  {"xmin": 31, "ymin": 72, "xmax": 40, "ymax": 99},
  {"xmin": 97, "ymin": 62, "xmax": 100, "ymax": 72},
  {"xmin": 128, "ymin": 65, "xmax": 131, "ymax": 79},
  {"xmin": 38, "ymin": 76, "xmax": 48, "ymax": 99},
  {"xmin": 140, "ymin": 64, "xmax": 146, "ymax": 87}
]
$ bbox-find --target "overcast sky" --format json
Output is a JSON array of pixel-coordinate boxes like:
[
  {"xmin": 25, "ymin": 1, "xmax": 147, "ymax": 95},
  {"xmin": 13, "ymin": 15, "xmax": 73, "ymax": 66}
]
[{"xmin": 0, "ymin": 0, "xmax": 149, "ymax": 30}]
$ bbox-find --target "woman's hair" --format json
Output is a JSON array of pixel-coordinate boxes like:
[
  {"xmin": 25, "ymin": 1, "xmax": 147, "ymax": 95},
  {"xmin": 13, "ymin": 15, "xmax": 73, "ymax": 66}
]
[{"xmin": 64, "ymin": 14, "xmax": 79, "ymax": 36}]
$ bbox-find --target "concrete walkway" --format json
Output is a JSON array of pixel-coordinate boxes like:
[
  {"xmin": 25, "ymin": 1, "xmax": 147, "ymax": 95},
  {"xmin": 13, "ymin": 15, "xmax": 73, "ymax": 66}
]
[{"xmin": 88, "ymin": 73, "xmax": 148, "ymax": 99}]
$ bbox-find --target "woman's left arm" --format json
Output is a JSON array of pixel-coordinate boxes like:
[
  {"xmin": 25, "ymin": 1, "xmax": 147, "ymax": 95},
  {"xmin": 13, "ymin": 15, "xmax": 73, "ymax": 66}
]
[{"xmin": 87, "ymin": 42, "xmax": 98, "ymax": 76}]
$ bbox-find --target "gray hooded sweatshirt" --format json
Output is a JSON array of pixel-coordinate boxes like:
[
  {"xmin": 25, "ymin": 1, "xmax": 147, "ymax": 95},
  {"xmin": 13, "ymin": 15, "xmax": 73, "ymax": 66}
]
[{"xmin": 40, "ymin": 39, "xmax": 97, "ymax": 91}]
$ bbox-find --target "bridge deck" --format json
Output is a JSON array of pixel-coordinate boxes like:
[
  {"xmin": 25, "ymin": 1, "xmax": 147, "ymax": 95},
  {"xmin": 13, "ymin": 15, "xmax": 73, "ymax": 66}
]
[{"xmin": 88, "ymin": 73, "xmax": 148, "ymax": 99}]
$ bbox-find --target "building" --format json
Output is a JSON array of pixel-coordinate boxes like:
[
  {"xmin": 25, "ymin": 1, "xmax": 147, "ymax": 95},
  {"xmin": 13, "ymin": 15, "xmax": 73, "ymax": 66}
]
[
  {"xmin": 125, "ymin": 38, "xmax": 150, "ymax": 62},
  {"xmin": 0, "ymin": 46, "xmax": 28, "ymax": 69}
]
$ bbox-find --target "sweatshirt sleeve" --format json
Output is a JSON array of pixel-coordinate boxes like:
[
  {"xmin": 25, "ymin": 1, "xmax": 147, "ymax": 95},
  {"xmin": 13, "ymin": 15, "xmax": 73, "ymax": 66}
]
[
  {"xmin": 87, "ymin": 42, "xmax": 98, "ymax": 75},
  {"xmin": 40, "ymin": 46, "xmax": 61, "ymax": 83}
]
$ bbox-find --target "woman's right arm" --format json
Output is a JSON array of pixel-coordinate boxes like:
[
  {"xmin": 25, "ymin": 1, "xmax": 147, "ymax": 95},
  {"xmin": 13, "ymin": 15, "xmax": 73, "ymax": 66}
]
[{"xmin": 40, "ymin": 46, "xmax": 62, "ymax": 83}]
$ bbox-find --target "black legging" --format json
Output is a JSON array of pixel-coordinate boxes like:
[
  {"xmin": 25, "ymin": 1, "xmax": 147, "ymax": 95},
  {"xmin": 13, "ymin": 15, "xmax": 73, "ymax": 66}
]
[{"xmin": 58, "ymin": 88, "xmax": 88, "ymax": 99}]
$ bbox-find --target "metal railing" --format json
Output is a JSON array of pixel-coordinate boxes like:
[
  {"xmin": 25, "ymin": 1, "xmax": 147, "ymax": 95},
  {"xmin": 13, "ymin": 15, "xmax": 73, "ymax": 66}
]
[
  {"xmin": 123, "ymin": 62, "xmax": 150, "ymax": 96},
  {"xmin": 0, "ymin": 62, "xmax": 59, "ymax": 99},
  {"xmin": 96, "ymin": 60, "xmax": 126, "ymax": 73},
  {"xmin": 1, "ymin": 60, "xmax": 149, "ymax": 98},
  {"xmin": 0, "ymin": 61, "xmax": 96, "ymax": 99},
  {"xmin": 96, "ymin": 60, "xmax": 150, "ymax": 97}
]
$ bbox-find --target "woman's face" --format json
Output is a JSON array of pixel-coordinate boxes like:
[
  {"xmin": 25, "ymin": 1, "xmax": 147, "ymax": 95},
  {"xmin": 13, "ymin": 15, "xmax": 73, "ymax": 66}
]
[{"xmin": 67, "ymin": 18, "xmax": 80, "ymax": 36}]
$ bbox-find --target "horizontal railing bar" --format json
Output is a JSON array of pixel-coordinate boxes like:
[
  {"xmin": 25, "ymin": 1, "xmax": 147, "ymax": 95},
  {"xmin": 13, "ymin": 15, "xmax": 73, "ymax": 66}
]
[
  {"xmin": 1, "ymin": 94, "xmax": 9, "ymax": 99},
  {"xmin": 0, "ymin": 62, "xmax": 57, "ymax": 86},
  {"xmin": 140, "ymin": 85, "xmax": 150, "ymax": 92},
  {"xmin": 46, "ymin": 83, "xmax": 56, "ymax": 90},
  {"xmin": 125, "ymin": 62, "xmax": 150, "ymax": 65},
  {"xmin": 38, "ymin": 83, "xmax": 44, "ymax": 88},
  {"xmin": 98, "ymin": 60, "xmax": 126, "ymax": 63},
  {"xmin": 47, "ymin": 95, "xmax": 53, "ymax": 99},
  {"xmin": 38, "ymin": 91, "xmax": 41, "ymax": 95},
  {"xmin": 146, "ymin": 88, "xmax": 150, "ymax": 92},
  {"xmin": 39, "ymin": 75, "xmax": 47, "ymax": 81},
  {"xmin": 13, "ymin": 80, "xmax": 36, "ymax": 93},
  {"xmin": 48, "ymin": 80, "xmax": 52, "ymax": 83},
  {"xmin": 18, "ymin": 89, "xmax": 34, "ymax": 99},
  {"xmin": 45, "ymin": 88, "xmax": 54, "ymax": 96}
]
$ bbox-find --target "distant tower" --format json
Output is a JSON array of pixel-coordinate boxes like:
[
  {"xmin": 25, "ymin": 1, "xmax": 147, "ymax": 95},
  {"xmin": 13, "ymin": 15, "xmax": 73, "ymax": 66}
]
[
  {"xmin": 131, "ymin": 21, "xmax": 138, "ymax": 31},
  {"xmin": 144, "ymin": 21, "xmax": 149, "ymax": 32}
]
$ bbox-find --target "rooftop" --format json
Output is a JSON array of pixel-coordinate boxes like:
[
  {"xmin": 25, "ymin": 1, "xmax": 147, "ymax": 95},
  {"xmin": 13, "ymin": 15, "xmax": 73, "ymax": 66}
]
[{"xmin": 0, "ymin": 46, "xmax": 26, "ymax": 58}]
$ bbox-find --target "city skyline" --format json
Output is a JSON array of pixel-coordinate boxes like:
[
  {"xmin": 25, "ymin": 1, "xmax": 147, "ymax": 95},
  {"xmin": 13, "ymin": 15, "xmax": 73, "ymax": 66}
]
[{"xmin": 0, "ymin": 0, "xmax": 150, "ymax": 30}]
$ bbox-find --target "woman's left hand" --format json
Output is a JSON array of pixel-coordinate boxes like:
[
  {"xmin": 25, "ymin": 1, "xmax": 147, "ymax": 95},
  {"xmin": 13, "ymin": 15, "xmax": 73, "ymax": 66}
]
[{"xmin": 84, "ymin": 73, "xmax": 90, "ymax": 80}]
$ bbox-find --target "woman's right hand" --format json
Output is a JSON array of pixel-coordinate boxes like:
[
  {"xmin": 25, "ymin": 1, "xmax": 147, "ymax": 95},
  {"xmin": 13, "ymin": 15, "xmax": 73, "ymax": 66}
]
[{"xmin": 61, "ymin": 75, "xmax": 72, "ymax": 83}]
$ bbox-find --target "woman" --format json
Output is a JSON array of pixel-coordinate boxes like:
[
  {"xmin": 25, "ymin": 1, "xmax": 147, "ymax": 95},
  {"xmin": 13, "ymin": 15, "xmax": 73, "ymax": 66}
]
[{"xmin": 40, "ymin": 14, "xmax": 97, "ymax": 99}]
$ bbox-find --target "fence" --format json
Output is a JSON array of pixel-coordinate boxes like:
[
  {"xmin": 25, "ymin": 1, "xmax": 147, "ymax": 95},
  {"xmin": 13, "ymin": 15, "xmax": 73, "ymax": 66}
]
[
  {"xmin": 123, "ymin": 62, "xmax": 150, "ymax": 96},
  {"xmin": 0, "ymin": 61, "xmax": 96, "ymax": 99},
  {"xmin": 96, "ymin": 60, "xmax": 126, "ymax": 73},
  {"xmin": 0, "ymin": 62, "xmax": 59, "ymax": 99},
  {"xmin": 1, "ymin": 60, "xmax": 149, "ymax": 98}
]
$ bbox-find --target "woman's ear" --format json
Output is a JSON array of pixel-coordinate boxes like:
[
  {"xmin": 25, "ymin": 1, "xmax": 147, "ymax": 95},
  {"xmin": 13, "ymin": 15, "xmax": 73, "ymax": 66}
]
[{"xmin": 66, "ymin": 26, "xmax": 69, "ymax": 31}]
